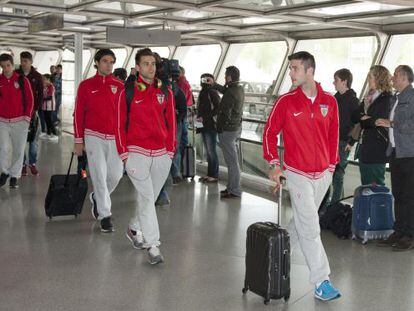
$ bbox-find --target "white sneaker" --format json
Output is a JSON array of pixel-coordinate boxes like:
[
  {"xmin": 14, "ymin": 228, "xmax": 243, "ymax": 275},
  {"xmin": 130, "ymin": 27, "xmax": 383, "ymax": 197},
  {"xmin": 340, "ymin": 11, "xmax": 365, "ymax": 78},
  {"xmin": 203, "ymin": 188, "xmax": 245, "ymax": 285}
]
[
  {"xmin": 126, "ymin": 227, "xmax": 145, "ymax": 249},
  {"xmin": 147, "ymin": 246, "xmax": 164, "ymax": 265},
  {"xmin": 39, "ymin": 133, "xmax": 48, "ymax": 140},
  {"xmin": 48, "ymin": 135, "xmax": 58, "ymax": 142}
]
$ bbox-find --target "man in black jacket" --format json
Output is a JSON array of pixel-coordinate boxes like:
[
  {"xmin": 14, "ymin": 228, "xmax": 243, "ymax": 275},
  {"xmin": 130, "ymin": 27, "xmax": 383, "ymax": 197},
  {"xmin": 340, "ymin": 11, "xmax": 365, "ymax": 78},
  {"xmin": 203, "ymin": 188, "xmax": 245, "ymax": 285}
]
[
  {"xmin": 17, "ymin": 51, "xmax": 44, "ymax": 176},
  {"xmin": 327, "ymin": 69, "xmax": 360, "ymax": 204},
  {"xmin": 207, "ymin": 66, "xmax": 244, "ymax": 198}
]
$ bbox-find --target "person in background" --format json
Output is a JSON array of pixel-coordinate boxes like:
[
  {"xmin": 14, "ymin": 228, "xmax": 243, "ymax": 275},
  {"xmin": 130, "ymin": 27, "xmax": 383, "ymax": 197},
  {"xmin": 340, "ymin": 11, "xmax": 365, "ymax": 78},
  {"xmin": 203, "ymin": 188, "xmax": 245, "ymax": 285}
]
[
  {"xmin": 376, "ymin": 65, "xmax": 414, "ymax": 251},
  {"xmin": 50, "ymin": 65, "xmax": 56, "ymax": 76},
  {"xmin": 113, "ymin": 68, "xmax": 127, "ymax": 82},
  {"xmin": 355, "ymin": 65, "xmax": 392, "ymax": 186},
  {"xmin": 327, "ymin": 68, "xmax": 360, "ymax": 205},
  {"xmin": 53, "ymin": 64, "xmax": 62, "ymax": 125},
  {"xmin": 73, "ymin": 49, "xmax": 124, "ymax": 232},
  {"xmin": 207, "ymin": 66, "xmax": 244, "ymax": 198},
  {"xmin": 263, "ymin": 51, "xmax": 341, "ymax": 301},
  {"xmin": 197, "ymin": 73, "xmax": 220, "ymax": 183},
  {"xmin": 17, "ymin": 51, "xmax": 43, "ymax": 177},
  {"xmin": 177, "ymin": 66, "xmax": 193, "ymax": 160},
  {"xmin": 40, "ymin": 74, "xmax": 58, "ymax": 142},
  {"xmin": 0, "ymin": 53, "xmax": 34, "ymax": 189}
]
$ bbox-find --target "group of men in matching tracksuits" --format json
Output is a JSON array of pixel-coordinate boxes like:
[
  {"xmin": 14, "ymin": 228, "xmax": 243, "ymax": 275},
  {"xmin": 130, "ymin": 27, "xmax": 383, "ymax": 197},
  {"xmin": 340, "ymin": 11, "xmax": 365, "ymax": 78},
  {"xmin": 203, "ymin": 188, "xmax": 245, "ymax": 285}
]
[{"xmin": 73, "ymin": 48, "xmax": 175, "ymax": 265}]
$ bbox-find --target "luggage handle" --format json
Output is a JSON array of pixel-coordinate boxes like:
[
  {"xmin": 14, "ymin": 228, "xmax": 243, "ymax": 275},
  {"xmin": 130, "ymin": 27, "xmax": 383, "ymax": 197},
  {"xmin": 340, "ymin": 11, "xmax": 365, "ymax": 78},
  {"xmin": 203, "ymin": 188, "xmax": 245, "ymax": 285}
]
[
  {"xmin": 277, "ymin": 177, "xmax": 286, "ymax": 226},
  {"xmin": 282, "ymin": 249, "xmax": 289, "ymax": 279},
  {"xmin": 64, "ymin": 153, "xmax": 83, "ymax": 188}
]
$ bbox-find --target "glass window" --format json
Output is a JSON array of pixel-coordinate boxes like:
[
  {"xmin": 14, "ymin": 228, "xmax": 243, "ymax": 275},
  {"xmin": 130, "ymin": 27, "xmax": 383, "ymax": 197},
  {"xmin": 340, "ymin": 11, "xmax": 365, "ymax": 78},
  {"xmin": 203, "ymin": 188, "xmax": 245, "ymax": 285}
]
[
  {"xmin": 33, "ymin": 51, "xmax": 60, "ymax": 74},
  {"xmin": 218, "ymin": 41, "xmax": 286, "ymax": 94},
  {"xmin": 174, "ymin": 44, "xmax": 222, "ymax": 90},
  {"xmin": 125, "ymin": 46, "xmax": 170, "ymax": 74},
  {"xmin": 279, "ymin": 36, "xmax": 377, "ymax": 96},
  {"xmin": 61, "ymin": 49, "xmax": 75, "ymax": 96},
  {"xmin": 82, "ymin": 49, "xmax": 91, "ymax": 74},
  {"xmin": 382, "ymin": 34, "xmax": 414, "ymax": 74}
]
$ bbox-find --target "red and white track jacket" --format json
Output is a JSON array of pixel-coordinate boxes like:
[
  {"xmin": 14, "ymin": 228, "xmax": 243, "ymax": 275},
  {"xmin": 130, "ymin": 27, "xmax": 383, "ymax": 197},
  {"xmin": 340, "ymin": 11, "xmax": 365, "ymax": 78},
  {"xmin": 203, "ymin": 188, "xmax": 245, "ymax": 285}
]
[
  {"xmin": 263, "ymin": 83, "xmax": 339, "ymax": 179},
  {"xmin": 74, "ymin": 73, "xmax": 124, "ymax": 143},
  {"xmin": 115, "ymin": 76, "xmax": 176, "ymax": 161},
  {"xmin": 0, "ymin": 72, "xmax": 34, "ymax": 123}
]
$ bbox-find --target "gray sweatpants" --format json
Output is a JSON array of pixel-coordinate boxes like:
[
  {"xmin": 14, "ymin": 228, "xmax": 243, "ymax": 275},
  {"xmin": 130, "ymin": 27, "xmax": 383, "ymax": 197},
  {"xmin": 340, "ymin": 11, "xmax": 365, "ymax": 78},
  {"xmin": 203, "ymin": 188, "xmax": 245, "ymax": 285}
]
[
  {"xmin": 126, "ymin": 153, "xmax": 171, "ymax": 247},
  {"xmin": 84, "ymin": 135, "xmax": 123, "ymax": 219},
  {"xmin": 285, "ymin": 170, "xmax": 332, "ymax": 285},
  {"xmin": 218, "ymin": 129, "xmax": 242, "ymax": 196},
  {"xmin": 0, "ymin": 121, "xmax": 29, "ymax": 178}
]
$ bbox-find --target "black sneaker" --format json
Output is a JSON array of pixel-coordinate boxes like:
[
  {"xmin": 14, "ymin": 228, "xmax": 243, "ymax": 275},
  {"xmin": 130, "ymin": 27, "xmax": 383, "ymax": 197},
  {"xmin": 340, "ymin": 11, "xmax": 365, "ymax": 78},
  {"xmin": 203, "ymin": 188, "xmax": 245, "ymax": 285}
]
[
  {"xmin": 89, "ymin": 192, "xmax": 99, "ymax": 220},
  {"xmin": 0, "ymin": 173, "xmax": 9, "ymax": 187},
  {"xmin": 100, "ymin": 217, "xmax": 114, "ymax": 233},
  {"xmin": 9, "ymin": 177, "xmax": 18, "ymax": 189}
]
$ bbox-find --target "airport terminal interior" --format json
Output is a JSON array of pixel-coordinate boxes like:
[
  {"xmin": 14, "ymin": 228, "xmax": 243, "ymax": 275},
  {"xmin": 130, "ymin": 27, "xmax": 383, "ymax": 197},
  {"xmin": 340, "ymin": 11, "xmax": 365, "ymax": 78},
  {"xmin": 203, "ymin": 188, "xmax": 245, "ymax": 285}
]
[{"xmin": 1, "ymin": 0, "xmax": 414, "ymax": 310}]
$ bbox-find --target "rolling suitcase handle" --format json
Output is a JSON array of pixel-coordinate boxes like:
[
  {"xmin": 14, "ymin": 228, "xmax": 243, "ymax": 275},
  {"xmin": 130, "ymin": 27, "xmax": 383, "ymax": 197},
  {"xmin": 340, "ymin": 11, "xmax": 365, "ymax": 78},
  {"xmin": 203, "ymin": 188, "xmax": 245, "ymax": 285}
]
[
  {"xmin": 277, "ymin": 176, "xmax": 286, "ymax": 226},
  {"xmin": 63, "ymin": 153, "xmax": 83, "ymax": 188}
]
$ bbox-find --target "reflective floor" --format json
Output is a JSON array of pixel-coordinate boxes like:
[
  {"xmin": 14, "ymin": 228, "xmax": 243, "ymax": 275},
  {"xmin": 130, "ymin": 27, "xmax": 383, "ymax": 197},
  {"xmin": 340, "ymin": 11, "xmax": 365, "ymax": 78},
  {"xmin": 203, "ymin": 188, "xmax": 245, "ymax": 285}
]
[{"xmin": 0, "ymin": 133, "xmax": 413, "ymax": 311}]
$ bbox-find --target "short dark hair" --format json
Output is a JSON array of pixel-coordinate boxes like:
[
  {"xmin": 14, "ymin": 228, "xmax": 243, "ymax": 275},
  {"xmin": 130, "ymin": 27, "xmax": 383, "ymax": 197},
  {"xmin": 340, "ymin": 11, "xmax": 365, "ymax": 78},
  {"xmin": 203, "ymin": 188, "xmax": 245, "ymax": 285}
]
[
  {"xmin": 113, "ymin": 68, "xmax": 127, "ymax": 81},
  {"xmin": 397, "ymin": 65, "xmax": 414, "ymax": 83},
  {"xmin": 135, "ymin": 48, "xmax": 154, "ymax": 65},
  {"xmin": 288, "ymin": 51, "xmax": 316, "ymax": 74},
  {"xmin": 201, "ymin": 73, "xmax": 214, "ymax": 80},
  {"xmin": 20, "ymin": 51, "xmax": 33, "ymax": 62},
  {"xmin": 94, "ymin": 49, "xmax": 116, "ymax": 63},
  {"xmin": 225, "ymin": 66, "xmax": 240, "ymax": 82},
  {"xmin": 0, "ymin": 53, "xmax": 13, "ymax": 64},
  {"xmin": 56, "ymin": 64, "xmax": 62, "ymax": 69},
  {"xmin": 43, "ymin": 73, "xmax": 52, "ymax": 81},
  {"xmin": 334, "ymin": 68, "xmax": 353, "ymax": 88}
]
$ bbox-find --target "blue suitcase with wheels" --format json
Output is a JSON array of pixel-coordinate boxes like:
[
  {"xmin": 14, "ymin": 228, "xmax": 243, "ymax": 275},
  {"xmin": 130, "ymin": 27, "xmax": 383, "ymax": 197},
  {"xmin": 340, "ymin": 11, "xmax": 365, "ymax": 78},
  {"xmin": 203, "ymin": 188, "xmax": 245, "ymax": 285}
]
[{"xmin": 352, "ymin": 185, "xmax": 394, "ymax": 244}]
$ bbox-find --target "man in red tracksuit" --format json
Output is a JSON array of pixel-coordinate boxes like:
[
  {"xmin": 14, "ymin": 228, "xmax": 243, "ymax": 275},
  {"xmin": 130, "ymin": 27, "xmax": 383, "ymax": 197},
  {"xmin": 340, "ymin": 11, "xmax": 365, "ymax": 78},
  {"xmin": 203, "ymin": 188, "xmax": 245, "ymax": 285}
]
[
  {"xmin": 73, "ymin": 49, "xmax": 124, "ymax": 232},
  {"xmin": 115, "ymin": 48, "xmax": 176, "ymax": 265},
  {"xmin": 263, "ymin": 51, "xmax": 341, "ymax": 301},
  {"xmin": 0, "ymin": 53, "xmax": 34, "ymax": 188}
]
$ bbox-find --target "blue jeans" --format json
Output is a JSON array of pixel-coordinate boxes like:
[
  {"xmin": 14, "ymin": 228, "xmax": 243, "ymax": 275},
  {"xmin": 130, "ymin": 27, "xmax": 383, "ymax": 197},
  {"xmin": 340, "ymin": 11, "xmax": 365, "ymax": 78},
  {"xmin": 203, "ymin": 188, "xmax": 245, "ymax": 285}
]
[
  {"xmin": 171, "ymin": 120, "xmax": 183, "ymax": 178},
  {"xmin": 201, "ymin": 129, "xmax": 219, "ymax": 178},
  {"xmin": 24, "ymin": 126, "xmax": 39, "ymax": 165},
  {"xmin": 181, "ymin": 118, "xmax": 189, "ymax": 151},
  {"xmin": 331, "ymin": 140, "xmax": 350, "ymax": 203}
]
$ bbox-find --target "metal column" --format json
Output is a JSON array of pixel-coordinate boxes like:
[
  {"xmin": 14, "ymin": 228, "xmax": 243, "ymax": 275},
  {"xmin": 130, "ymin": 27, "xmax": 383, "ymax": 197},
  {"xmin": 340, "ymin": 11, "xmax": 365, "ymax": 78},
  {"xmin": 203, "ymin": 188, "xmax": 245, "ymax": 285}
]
[{"xmin": 74, "ymin": 33, "xmax": 83, "ymax": 92}]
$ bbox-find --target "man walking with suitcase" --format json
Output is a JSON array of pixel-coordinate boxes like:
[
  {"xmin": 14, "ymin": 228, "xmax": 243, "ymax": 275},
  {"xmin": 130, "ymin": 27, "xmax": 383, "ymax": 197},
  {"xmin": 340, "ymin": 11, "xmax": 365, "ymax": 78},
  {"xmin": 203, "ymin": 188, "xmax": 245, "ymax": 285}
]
[
  {"xmin": 0, "ymin": 53, "xmax": 34, "ymax": 189},
  {"xmin": 263, "ymin": 51, "xmax": 341, "ymax": 301},
  {"xmin": 73, "ymin": 49, "xmax": 124, "ymax": 232},
  {"xmin": 115, "ymin": 48, "xmax": 176, "ymax": 265}
]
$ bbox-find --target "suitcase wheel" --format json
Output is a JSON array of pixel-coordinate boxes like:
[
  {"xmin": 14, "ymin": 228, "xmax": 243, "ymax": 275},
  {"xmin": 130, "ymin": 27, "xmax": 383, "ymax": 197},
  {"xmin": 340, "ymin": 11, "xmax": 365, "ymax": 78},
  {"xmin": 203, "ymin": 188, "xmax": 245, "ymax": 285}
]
[
  {"xmin": 284, "ymin": 294, "xmax": 290, "ymax": 302},
  {"xmin": 242, "ymin": 287, "xmax": 248, "ymax": 294},
  {"xmin": 264, "ymin": 299, "xmax": 270, "ymax": 305}
]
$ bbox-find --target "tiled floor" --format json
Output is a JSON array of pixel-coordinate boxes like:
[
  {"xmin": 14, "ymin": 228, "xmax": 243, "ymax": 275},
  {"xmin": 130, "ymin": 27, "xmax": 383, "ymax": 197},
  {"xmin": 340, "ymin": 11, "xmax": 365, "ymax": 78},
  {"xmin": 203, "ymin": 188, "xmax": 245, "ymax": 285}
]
[{"xmin": 0, "ymin": 133, "xmax": 413, "ymax": 311}]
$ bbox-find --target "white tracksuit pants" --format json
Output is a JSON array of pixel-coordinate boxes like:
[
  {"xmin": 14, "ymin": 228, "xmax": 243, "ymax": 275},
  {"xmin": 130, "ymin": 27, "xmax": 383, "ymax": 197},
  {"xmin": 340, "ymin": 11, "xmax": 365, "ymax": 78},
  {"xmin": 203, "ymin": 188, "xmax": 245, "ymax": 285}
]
[
  {"xmin": 285, "ymin": 170, "xmax": 332, "ymax": 285},
  {"xmin": 126, "ymin": 153, "xmax": 171, "ymax": 247},
  {"xmin": 84, "ymin": 135, "xmax": 123, "ymax": 219},
  {"xmin": 0, "ymin": 121, "xmax": 29, "ymax": 178}
]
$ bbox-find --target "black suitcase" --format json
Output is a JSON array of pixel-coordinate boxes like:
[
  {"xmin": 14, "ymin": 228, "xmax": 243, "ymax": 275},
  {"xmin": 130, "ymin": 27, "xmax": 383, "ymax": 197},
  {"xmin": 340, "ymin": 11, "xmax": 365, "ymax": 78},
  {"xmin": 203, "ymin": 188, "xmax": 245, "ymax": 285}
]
[
  {"xmin": 243, "ymin": 179, "xmax": 290, "ymax": 305},
  {"xmin": 181, "ymin": 145, "xmax": 196, "ymax": 180},
  {"xmin": 45, "ymin": 153, "xmax": 88, "ymax": 219}
]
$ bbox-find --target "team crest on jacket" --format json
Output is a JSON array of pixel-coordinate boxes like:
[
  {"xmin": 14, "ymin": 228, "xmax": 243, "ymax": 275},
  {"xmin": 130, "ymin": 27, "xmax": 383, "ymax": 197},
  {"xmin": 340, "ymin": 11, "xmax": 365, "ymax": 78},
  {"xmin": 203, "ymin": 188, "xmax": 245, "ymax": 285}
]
[
  {"xmin": 156, "ymin": 93, "xmax": 165, "ymax": 104},
  {"xmin": 320, "ymin": 104, "xmax": 328, "ymax": 117},
  {"xmin": 14, "ymin": 81, "xmax": 19, "ymax": 89},
  {"xmin": 110, "ymin": 85, "xmax": 117, "ymax": 94}
]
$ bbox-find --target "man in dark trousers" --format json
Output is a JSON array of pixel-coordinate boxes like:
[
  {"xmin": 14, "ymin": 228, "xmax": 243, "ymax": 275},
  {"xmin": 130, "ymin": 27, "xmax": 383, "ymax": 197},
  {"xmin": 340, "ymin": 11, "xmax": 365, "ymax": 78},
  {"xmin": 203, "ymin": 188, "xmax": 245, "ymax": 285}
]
[
  {"xmin": 376, "ymin": 65, "xmax": 414, "ymax": 251},
  {"xmin": 17, "ymin": 51, "xmax": 44, "ymax": 176},
  {"xmin": 329, "ymin": 68, "xmax": 360, "ymax": 204},
  {"xmin": 207, "ymin": 66, "xmax": 244, "ymax": 198}
]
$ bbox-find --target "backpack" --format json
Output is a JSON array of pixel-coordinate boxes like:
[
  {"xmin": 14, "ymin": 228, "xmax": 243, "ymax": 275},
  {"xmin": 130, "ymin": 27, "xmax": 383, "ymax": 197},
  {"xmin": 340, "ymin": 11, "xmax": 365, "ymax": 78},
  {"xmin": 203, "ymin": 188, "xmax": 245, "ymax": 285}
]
[
  {"xmin": 124, "ymin": 77, "xmax": 169, "ymax": 131},
  {"xmin": 320, "ymin": 198, "xmax": 353, "ymax": 239}
]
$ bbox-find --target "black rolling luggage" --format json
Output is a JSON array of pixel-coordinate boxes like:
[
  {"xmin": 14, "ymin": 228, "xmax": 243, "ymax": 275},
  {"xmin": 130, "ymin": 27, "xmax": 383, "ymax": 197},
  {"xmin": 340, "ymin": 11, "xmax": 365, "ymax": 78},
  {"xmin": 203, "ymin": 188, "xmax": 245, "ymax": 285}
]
[
  {"xmin": 243, "ymin": 179, "xmax": 290, "ymax": 305},
  {"xmin": 45, "ymin": 153, "xmax": 88, "ymax": 219},
  {"xmin": 181, "ymin": 145, "xmax": 196, "ymax": 180}
]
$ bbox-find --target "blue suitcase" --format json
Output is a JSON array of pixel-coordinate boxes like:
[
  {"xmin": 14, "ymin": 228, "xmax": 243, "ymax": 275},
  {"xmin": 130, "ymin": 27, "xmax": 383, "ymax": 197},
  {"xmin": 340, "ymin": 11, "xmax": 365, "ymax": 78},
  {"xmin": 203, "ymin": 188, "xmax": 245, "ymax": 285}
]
[{"xmin": 351, "ymin": 185, "xmax": 394, "ymax": 244}]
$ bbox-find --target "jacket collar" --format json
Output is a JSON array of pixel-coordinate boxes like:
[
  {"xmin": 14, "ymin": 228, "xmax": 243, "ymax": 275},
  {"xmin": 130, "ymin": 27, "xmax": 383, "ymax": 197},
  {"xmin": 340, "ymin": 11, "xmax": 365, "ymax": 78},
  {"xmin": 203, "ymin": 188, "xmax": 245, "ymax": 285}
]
[
  {"xmin": 396, "ymin": 84, "xmax": 414, "ymax": 103},
  {"xmin": 296, "ymin": 82, "xmax": 324, "ymax": 104},
  {"xmin": 94, "ymin": 72, "xmax": 114, "ymax": 82}
]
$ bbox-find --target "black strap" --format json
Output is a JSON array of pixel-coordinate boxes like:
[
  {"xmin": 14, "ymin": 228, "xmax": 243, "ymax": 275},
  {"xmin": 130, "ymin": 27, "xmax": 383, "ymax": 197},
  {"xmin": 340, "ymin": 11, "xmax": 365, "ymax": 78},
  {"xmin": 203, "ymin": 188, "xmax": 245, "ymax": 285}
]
[
  {"xmin": 125, "ymin": 80, "xmax": 136, "ymax": 131},
  {"xmin": 18, "ymin": 75, "xmax": 26, "ymax": 113}
]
